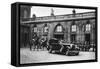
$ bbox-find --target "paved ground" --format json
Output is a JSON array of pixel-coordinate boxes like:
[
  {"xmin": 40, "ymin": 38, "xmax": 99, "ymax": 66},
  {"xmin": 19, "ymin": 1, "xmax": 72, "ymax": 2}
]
[{"xmin": 20, "ymin": 48, "xmax": 95, "ymax": 64}]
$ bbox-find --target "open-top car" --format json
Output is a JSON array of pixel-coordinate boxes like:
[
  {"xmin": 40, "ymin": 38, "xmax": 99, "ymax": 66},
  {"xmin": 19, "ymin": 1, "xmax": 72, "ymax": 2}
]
[{"xmin": 47, "ymin": 38, "xmax": 79, "ymax": 56}]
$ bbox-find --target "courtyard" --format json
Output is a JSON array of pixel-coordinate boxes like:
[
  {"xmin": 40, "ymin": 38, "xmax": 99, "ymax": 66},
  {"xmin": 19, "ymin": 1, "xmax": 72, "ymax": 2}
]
[{"xmin": 20, "ymin": 48, "xmax": 95, "ymax": 64}]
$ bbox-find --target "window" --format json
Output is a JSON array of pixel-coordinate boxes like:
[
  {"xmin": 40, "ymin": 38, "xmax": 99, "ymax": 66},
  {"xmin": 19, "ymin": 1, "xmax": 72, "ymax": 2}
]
[
  {"xmin": 34, "ymin": 27, "xmax": 37, "ymax": 32},
  {"xmin": 86, "ymin": 24, "xmax": 91, "ymax": 32},
  {"xmin": 44, "ymin": 26, "xmax": 48, "ymax": 32},
  {"xmin": 44, "ymin": 24, "xmax": 49, "ymax": 33},
  {"xmin": 72, "ymin": 25, "xmax": 76, "ymax": 32},
  {"xmin": 54, "ymin": 23, "xmax": 64, "ymax": 33},
  {"xmin": 33, "ymin": 24, "xmax": 37, "ymax": 32},
  {"xmin": 56, "ymin": 25, "xmax": 62, "ymax": 32}
]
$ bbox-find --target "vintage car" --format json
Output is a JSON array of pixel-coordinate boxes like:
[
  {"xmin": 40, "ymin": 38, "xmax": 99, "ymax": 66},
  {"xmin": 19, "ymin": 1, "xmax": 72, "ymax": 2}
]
[{"xmin": 47, "ymin": 38, "xmax": 79, "ymax": 56}]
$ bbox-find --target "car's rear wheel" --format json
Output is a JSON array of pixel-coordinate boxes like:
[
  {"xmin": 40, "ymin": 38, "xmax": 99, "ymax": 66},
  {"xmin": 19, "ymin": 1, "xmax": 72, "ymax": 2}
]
[{"xmin": 76, "ymin": 52, "xmax": 79, "ymax": 55}]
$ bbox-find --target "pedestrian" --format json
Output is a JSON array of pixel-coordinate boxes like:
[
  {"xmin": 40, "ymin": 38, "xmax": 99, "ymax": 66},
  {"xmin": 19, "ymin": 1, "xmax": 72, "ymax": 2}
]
[
  {"xmin": 35, "ymin": 37, "xmax": 40, "ymax": 51},
  {"xmin": 29, "ymin": 39, "xmax": 33, "ymax": 51},
  {"xmin": 32, "ymin": 39, "xmax": 36, "ymax": 51}
]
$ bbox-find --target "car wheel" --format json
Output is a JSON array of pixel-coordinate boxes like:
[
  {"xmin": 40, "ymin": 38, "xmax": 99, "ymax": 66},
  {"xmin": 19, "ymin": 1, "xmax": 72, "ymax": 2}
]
[
  {"xmin": 65, "ymin": 50, "xmax": 69, "ymax": 56},
  {"xmin": 76, "ymin": 52, "xmax": 79, "ymax": 55}
]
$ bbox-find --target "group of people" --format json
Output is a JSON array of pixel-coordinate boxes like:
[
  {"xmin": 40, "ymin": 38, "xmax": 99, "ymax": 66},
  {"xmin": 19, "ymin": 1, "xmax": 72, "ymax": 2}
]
[
  {"xmin": 29, "ymin": 36, "xmax": 95, "ymax": 52},
  {"xmin": 29, "ymin": 36, "xmax": 48, "ymax": 51},
  {"xmin": 71, "ymin": 41, "xmax": 95, "ymax": 51},
  {"xmin": 59, "ymin": 40, "xmax": 95, "ymax": 52}
]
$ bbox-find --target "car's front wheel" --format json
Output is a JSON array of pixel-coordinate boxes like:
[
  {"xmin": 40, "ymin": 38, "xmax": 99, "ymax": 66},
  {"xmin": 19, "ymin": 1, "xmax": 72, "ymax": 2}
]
[{"xmin": 76, "ymin": 52, "xmax": 79, "ymax": 55}]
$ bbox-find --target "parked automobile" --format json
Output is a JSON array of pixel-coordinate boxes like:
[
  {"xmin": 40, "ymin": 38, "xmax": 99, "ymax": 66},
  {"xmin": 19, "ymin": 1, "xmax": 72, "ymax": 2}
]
[{"xmin": 47, "ymin": 38, "xmax": 79, "ymax": 56}]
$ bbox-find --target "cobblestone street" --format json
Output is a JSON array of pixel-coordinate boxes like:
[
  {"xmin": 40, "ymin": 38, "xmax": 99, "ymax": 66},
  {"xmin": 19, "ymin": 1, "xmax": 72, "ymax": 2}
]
[{"xmin": 20, "ymin": 48, "xmax": 95, "ymax": 64}]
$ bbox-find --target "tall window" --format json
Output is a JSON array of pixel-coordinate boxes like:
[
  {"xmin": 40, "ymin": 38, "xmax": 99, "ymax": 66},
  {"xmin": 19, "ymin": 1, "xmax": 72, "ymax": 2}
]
[
  {"xmin": 85, "ymin": 20, "xmax": 91, "ymax": 32},
  {"xmin": 44, "ymin": 24, "xmax": 48, "ymax": 33},
  {"xmin": 56, "ymin": 25, "xmax": 63, "ymax": 32},
  {"xmin": 72, "ymin": 25, "xmax": 76, "ymax": 32},
  {"xmin": 33, "ymin": 24, "xmax": 37, "ymax": 32},
  {"xmin": 86, "ymin": 24, "xmax": 91, "ymax": 32},
  {"xmin": 44, "ymin": 27, "xmax": 48, "ymax": 32}
]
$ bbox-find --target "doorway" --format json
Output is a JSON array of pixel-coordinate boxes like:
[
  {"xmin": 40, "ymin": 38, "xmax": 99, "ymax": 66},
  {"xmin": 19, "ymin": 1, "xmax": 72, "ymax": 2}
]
[
  {"xmin": 54, "ymin": 34, "xmax": 64, "ymax": 40},
  {"xmin": 71, "ymin": 34, "xmax": 76, "ymax": 43},
  {"xmin": 85, "ymin": 34, "xmax": 90, "ymax": 44}
]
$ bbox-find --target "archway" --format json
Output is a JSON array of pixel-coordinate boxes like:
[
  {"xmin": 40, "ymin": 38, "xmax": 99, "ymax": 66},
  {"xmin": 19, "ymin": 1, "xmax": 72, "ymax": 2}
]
[{"xmin": 53, "ymin": 23, "xmax": 64, "ymax": 40}]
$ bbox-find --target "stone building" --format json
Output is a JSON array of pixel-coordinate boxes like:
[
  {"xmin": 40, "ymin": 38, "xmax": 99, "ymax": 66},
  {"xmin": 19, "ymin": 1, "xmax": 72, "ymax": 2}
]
[
  {"xmin": 20, "ymin": 6, "xmax": 31, "ymax": 47},
  {"xmin": 20, "ymin": 6, "xmax": 96, "ymax": 48}
]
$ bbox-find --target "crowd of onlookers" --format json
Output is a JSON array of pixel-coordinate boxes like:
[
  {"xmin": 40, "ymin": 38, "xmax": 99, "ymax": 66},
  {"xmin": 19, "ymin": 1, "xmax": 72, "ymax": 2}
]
[
  {"xmin": 70, "ymin": 41, "xmax": 96, "ymax": 52},
  {"xmin": 58, "ymin": 40, "xmax": 95, "ymax": 52}
]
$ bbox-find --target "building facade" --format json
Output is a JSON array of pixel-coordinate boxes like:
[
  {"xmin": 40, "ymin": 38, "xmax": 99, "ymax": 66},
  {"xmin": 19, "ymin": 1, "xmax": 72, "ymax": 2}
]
[
  {"xmin": 20, "ymin": 6, "xmax": 96, "ymax": 49},
  {"xmin": 20, "ymin": 6, "xmax": 31, "ymax": 47}
]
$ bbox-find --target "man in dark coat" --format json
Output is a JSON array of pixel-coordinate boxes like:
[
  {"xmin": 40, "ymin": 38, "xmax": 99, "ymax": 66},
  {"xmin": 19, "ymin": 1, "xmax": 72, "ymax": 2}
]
[{"xmin": 35, "ymin": 37, "xmax": 40, "ymax": 51}]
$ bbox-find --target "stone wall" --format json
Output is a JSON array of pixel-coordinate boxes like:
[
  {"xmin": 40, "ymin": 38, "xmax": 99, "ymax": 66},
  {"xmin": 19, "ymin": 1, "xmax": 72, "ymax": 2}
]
[{"xmin": 30, "ymin": 18, "xmax": 95, "ymax": 44}]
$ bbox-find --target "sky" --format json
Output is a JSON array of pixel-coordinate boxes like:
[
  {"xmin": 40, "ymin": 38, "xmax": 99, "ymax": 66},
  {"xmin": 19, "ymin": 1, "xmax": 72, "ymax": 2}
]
[{"xmin": 30, "ymin": 6, "xmax": 95, "ymax": 17}]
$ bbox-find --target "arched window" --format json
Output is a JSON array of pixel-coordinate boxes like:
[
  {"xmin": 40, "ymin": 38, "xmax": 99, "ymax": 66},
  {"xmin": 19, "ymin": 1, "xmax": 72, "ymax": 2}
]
[
  {"xmin": 57, "ymin": 25, "xmax": 62, "ymax": 32},
  {"xmin": 55, "ymin": 24, "xmax": 63, "ymax": 32},
  {"xmin": 86, "ymin": 20, "xmax": 91, "ymax": 32},
  {"xmin": 71, "ymin": 21, "xmax": 77, "ymax": 32},
  {"xmin": 86, "ymin": 24, "xmax": 91, "ymax": 31},
  {"xmin": 54, "ymin": 23, "xmax": 64, "ymax": 40}
]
